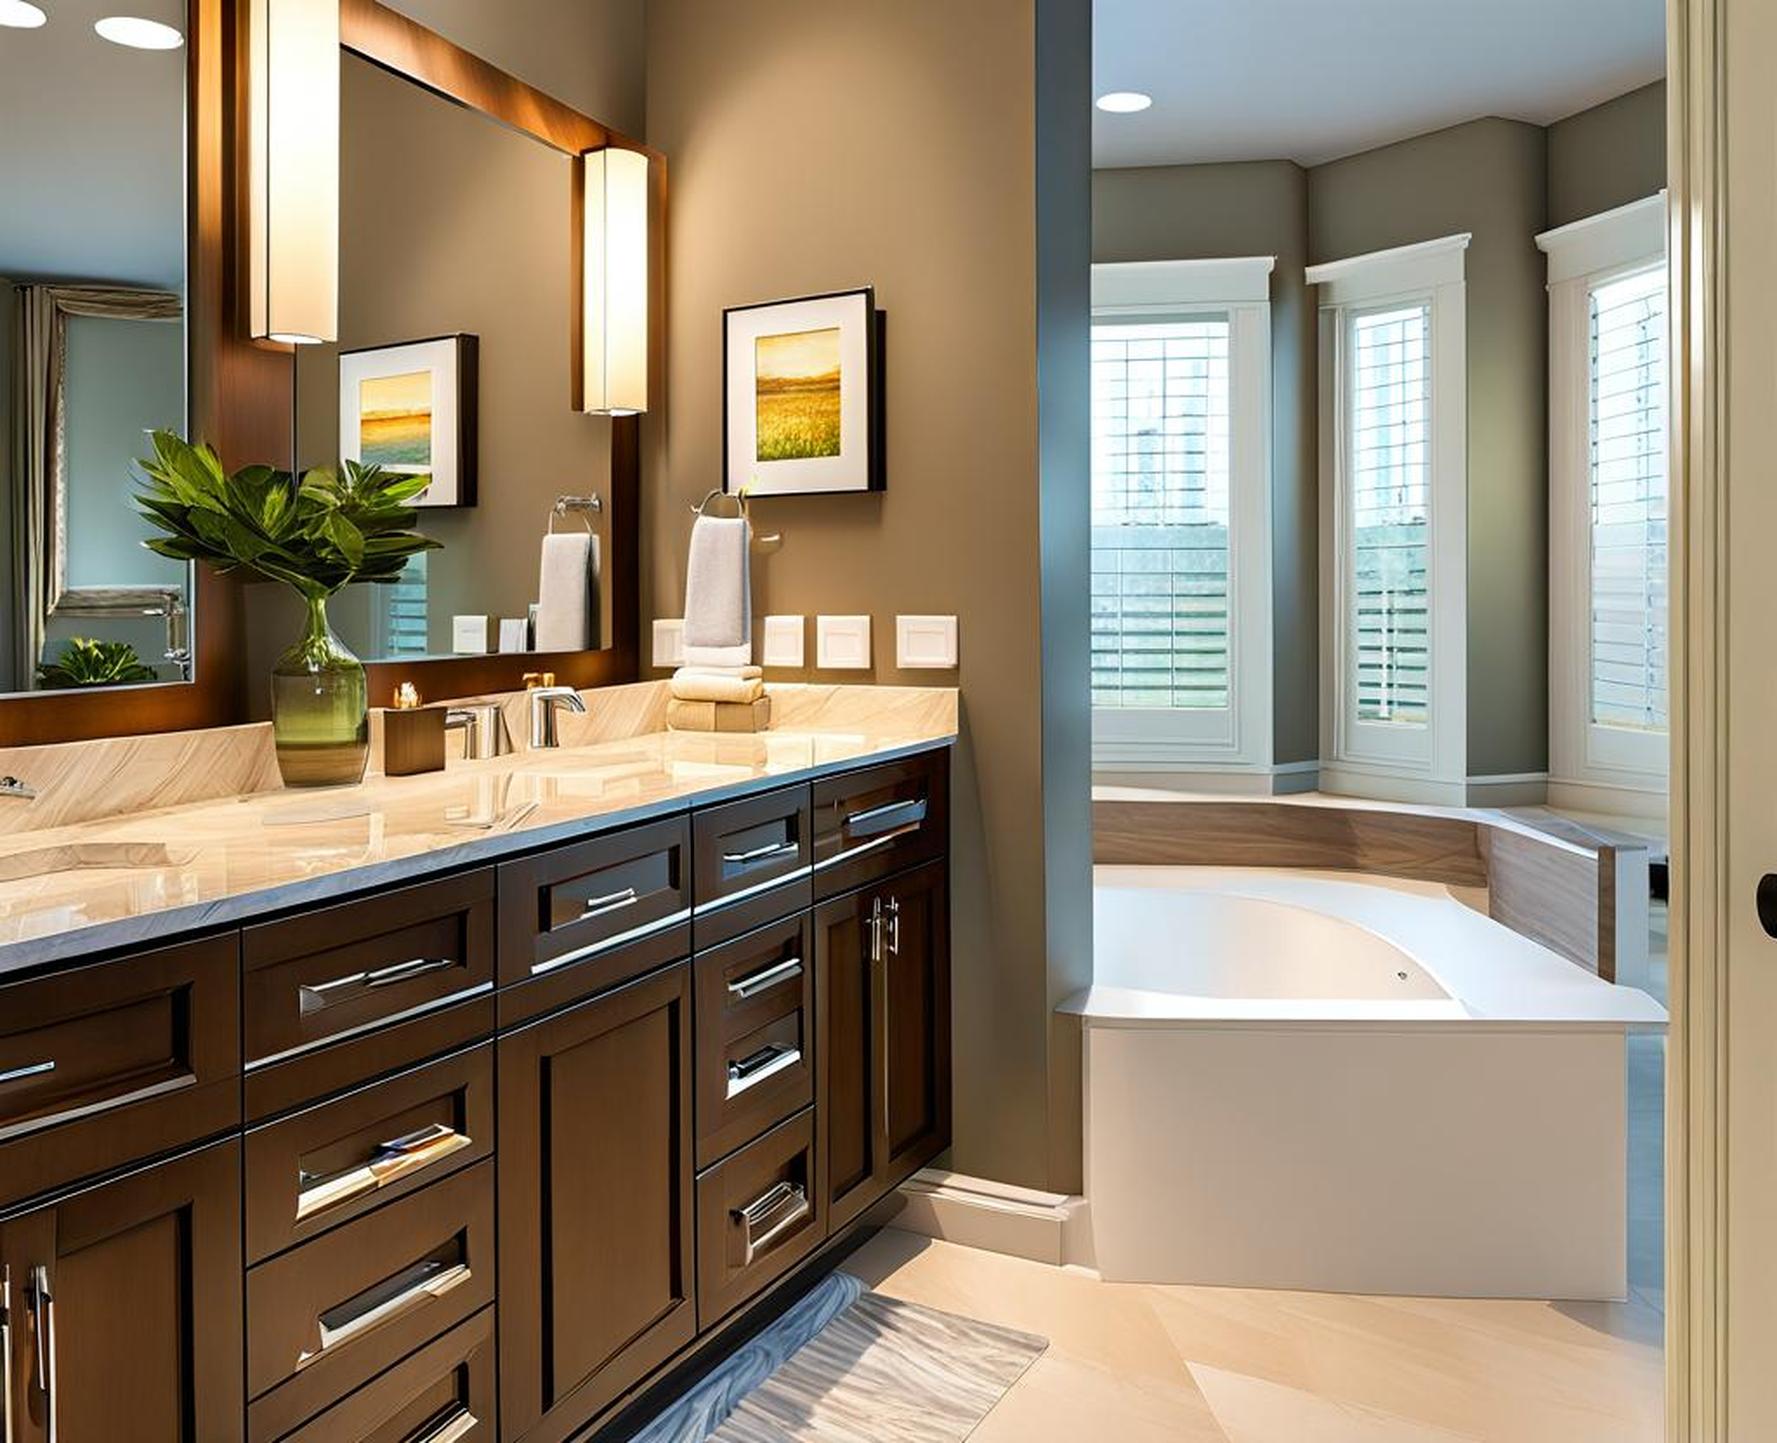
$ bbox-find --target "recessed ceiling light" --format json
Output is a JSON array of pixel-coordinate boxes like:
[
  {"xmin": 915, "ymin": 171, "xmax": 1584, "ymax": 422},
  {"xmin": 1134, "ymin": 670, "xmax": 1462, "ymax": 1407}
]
[
  {"xmin": 95, "ymin": 15, "xmax": 185, "ymax": 49},
  {"xmin": 0, "ymin": 1, "xmax": 47, "ymax": 28},
  {"xmin": 1096, "ymin": 91, "xmax": 1153, "ymax": 114}
]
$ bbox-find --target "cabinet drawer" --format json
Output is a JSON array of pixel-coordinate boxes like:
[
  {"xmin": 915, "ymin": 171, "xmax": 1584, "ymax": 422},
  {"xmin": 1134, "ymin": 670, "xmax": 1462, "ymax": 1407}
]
[
  {"xmin": 812, "ymin": 749, "xmax": 949, "ymax": 901},
  {"xmin": 243, "ymin": 870, "xmax": 494, "ymax": 1090},
  {"xmin": 692, "ymin": 784, "xmax": 812, "ymax": 947},
  {"xmin": 247, "ymin": 1158, "xmax": 495, "ymax": 1442},
  {"xmin": 246, "ymin": 1044, "xmax": 494, "ymax": 1264},
  {"xmin": 497, "ymin": 816, "xmax": 691, "ymax": 1023},
  {"xmin": 0, "ymin": 934, "xmax": 239, "ymax": 1209},
  {"xmin": 696, "ymin": 1107, "xmax": 823, "ymax": 1328},
  {"xmin": 694, "ymin": 915, "xmax": 814, "ymax": 1168},
  {"xmin": 283, "ymin": 1306, "xmax": 496, "ymax": 1443}
]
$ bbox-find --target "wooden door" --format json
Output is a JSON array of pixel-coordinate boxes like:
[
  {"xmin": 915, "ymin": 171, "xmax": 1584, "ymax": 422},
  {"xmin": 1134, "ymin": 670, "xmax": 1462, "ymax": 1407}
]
[
  {"xmin": 879, "ymin": 860, "xmax": 952, "ymax": 1184},
  {"xmin": 815, "ymin": 886, "xmax": 881, "ymax": 1231},
  {"xmin": 1, "ymin": 1138, "xmax": 243, "ymax": 1443},
  {"xmin": 497, "ymin": 964, "xmax": 696, "ymax": 1443}
]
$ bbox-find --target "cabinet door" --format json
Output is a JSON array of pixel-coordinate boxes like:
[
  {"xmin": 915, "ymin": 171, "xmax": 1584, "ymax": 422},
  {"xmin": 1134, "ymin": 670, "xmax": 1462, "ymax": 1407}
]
[
  {"xmin": 816, "ymin": 862, "xmax": 951, "ymax": 1233},
  {"xmin": 1, "ymin": 1138, "xmax": 243, "ymax": 1443},
  {"xmin": 498, "ymin": 964, "xmax": 696, "ymax": 1443}
]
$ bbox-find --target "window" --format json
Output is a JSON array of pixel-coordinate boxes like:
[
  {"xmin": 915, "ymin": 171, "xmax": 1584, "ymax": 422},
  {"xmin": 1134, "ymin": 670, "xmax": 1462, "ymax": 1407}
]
[
  {"xmin": 1089, "ymin": 257, "xmax": 1274, "ymax": 777},
  {"xmin": 1090, "ymin": 317, "xmax": 1232, "ymax": 711},
  {"xmin": 377, "ymin": 551, "xmax": 431, "ymax": 659},
  {"xmin": 1538, "ymin": 193, "xmax": 1669, "ymax": 815},
  {"xmin": 1310, "ymin": 233, "xmax": 1469, "ymax": 800}
]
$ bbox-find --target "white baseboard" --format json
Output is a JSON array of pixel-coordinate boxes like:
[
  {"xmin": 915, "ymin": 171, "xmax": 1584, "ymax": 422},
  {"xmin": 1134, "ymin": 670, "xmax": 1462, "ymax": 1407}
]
[
  {"xmin": 1465, "ymin": 772, "xmax": 1550, "ymax": 807},
  {"xmin": 891, "ymin": 1169, "xmax": 1088, "ymax": 1268},
  {"xmin": 1091, "ymin": 761, "xmax": 1319, "ymax": 797},
  {"xmin": 1317, "ymin": 764, "xmax": 1469, "ymax": 807},
  {"xmin": 1546, "ymin": 776, "xmax": 1670, "ymax": 827}
]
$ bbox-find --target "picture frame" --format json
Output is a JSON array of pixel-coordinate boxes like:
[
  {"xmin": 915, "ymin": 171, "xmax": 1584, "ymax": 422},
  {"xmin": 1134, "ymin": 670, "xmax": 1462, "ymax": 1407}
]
[
  {"xmin": 723, "ymin": 288, "xmax": 883, "ymax": 497},
  {"xmin": 338, "ymin": 333, "xmax": 480, "ymax": 508}
]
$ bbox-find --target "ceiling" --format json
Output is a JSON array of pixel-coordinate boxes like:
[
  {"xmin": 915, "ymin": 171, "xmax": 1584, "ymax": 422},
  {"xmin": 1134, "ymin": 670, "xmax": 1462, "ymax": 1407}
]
[
  {"xmin": 1092, "ymin": 0, "xmax": 1666, "ymax": 170},
  {"xmin": 0, "ymin": 0, "xmax": 186, "ymax": 289}
]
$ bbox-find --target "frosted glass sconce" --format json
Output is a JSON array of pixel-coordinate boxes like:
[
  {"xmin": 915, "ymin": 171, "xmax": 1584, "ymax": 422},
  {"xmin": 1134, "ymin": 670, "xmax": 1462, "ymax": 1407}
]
[{"xmin": 580, "ymin": 147, "xmax": 650, "ymax": 415}]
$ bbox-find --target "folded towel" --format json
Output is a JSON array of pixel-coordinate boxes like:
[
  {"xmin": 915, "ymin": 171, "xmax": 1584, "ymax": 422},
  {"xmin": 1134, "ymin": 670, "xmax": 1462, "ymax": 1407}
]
[
  {"xmin": 535, "ymin": 532, "xmax": 599, "ymax": 651},
  {"xmin": 683, "ymin": 514, "xmax": 751, "ymax": 666},
  {"xmin": 675, "ymin": 665, "xmax": 762, "ymax": 682},
  {"xmin": 671, "ymin": 667, "xmax": 765, "ymax": 704}
]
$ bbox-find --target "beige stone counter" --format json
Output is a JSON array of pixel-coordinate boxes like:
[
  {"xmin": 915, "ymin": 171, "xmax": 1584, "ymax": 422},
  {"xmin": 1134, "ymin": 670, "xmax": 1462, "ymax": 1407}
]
[{"xmin": 0, "ymin": 683, "xmax": 957, "ymax": 975}]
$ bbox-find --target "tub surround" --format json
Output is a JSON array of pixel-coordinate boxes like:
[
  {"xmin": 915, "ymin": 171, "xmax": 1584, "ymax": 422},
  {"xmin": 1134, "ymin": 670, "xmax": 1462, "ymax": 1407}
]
[{"xmin": 0, "ymin": 682, "xmax": 957, "ymax": 973}]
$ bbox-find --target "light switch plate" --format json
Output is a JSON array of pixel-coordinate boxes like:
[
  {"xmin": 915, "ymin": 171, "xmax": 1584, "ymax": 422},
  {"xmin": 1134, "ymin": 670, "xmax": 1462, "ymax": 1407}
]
[
  {"xmin": 896, "ymin": 615, "xmax": 958, "ymax": 669},
  {"xmin": 452, "ymin": 615, "xmax": 489, "ymax": 655},
  {"xmin": 652, "ymin": 618, "xmax": 685, "ymax": 668},
  {"xmin": 763, "ymin": 614, "xmax": 805, "ymax": 668},
  {"xmin": 816, "ymin": 615, "xmax": 872, "ymax": 670}
]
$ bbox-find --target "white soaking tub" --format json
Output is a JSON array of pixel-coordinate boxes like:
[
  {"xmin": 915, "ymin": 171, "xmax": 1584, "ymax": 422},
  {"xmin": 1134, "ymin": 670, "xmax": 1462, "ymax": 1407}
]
[{"xmin": 1061, "ymin": 867, "xmax": 1667, "ymax": 1300}]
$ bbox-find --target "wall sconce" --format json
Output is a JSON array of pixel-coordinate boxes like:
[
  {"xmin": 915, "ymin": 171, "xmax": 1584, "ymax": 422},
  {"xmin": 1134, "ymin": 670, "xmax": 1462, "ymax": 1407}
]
[
  {"xmin": 248, "ymin": 0, "xmax": 339, "ymax": 345},
  {"xmin": 580, "ymin": 147, "xmax": 650, "ymax": 416}
]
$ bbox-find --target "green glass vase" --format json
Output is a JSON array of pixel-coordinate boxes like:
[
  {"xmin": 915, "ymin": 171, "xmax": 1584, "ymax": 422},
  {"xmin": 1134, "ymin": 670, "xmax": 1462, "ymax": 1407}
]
[{"xmin": 270, "ymin": 594, "xmax": 369, "ymax": 787}]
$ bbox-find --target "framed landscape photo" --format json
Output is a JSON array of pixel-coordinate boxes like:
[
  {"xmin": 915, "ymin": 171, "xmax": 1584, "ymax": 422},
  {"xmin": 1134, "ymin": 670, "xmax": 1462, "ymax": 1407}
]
[
  {"xmin": 724, "ymin": 288, "xmax": 883, "ymax": 496},
  {"xmin": 338, "ymin": 334, "xmax": 479, "ymax": 507}
]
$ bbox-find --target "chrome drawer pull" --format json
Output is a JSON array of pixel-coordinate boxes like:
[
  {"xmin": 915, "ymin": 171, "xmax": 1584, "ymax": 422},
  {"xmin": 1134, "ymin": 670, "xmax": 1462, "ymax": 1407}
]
[
  {"xmin": 725, "ymin": 1043, "xmax": 802, "ymax": 1099},
  {"xmin": 299, "ymin": 957, "xmax": 455, "ymax": 1013},
  {"xmin": 295, "ymin": 1123, "xmax": 473, "ymax": 1222},
  {"xmin": 726, "ymin": 957, "xmax": 803, "ymax": 1001},
  {"xmin": 0, "ymin": 1060, "xmax": 54, "ymax": 1088},
  {"xmin": 735, "ymin": 1181, "xmax": 811, "ymax": 1265},
  {"xmin": 722, "ymin": 839, "xmax": 798, "ymax": 867},
  {"xmin": 2, "ymin": 1265, "xmax": 14, "ymax": 1443},
  {"xmin": 416, "ymin": 1407, "xmax": 480, "ymax": 1443},
  {"xmin": 300, "ymin": 1260, "xmax": 471, "ymax": 1366},
  {"xmin": 579, "ymin": 885, "xmax": 639, "ymax": 918},
  {"xmin": 844, "ymin": 796, "xmax": 926, "ymax": 838},
  {"xmin": 26, "ymin": 1266, "xmax": 52, "ymax": 1440}
]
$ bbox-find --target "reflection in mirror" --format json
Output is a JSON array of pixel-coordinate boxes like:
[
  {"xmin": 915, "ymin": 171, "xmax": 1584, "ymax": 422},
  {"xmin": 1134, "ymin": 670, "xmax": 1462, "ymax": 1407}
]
[
  {"xmin": 246, "ymin": 50, "xmax": 613, "ymax": 684},
  {"xmin": 0, "ymin": 0, "xmax": 190, "ymax": 696}
]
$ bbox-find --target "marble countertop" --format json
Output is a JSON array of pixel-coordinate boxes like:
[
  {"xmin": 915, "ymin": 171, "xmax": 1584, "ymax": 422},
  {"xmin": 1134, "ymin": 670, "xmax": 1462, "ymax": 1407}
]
[{"xmin": 0, "ymin": 705, "xmax": 956, "ymax": 977}]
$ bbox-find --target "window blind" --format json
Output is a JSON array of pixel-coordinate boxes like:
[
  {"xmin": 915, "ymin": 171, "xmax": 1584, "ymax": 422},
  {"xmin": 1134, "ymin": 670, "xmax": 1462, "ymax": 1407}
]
[
  {"xmin": 378, "ymin": 553, "xmax": 431, "ymax": 659},
  {"xmin": 1090, "ymin": 319, "xmax": 1231, "ymax": 710},
  {"xmin": 1349, "ymin": 303, "xmax": 1431, "ymax": 726},
  {"xmin": 1588, "ymin": 265, "xmax": 1668, "ymax": 732}
]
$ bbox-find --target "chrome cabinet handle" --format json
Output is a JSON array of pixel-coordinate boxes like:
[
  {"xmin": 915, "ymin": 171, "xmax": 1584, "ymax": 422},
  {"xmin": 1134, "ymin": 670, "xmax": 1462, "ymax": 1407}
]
[
  {"xmin": 26, "ymin": 1267, "xmax": 51, "ymax": 1443},
  {"xmin": 299, "ymin": 957, "xmax": 455, "ymax": 1013},
  {"xmin": 299, "ymin": 1260, "xmax": 470, "ymax": 1367},
  {"xmin": 734, "ymin": 1182, "xmax": 811, "ymax": 1265},
  {"xmin": 725, "ymin": 1044, "xmax": 802, "ymax": 1099},
  {"xmin": 867, "ymin": 896, "xmax": 884, "ymax": 964},
  {"xmin": 845, "ymin": 797, "xmax": 927, "ymax": 838},
  {"xmin": 885, "ymin": 896, "xmax": 901, "ymax": 957},
  {"xmin": 295, "ymin": 1123, "xmax": 473, "ymax": 1222},
  {"xmin": 0, "ymin": 1061, "xmax": 54, "ymax": 1088},
  {"xmin": 579, "ymin": 885, "xmax": 639, "ymax": 919},
  {"xmin": 722, "ymin": 838, "xmax": 798, "ymax": 867},
  {"xmin": 416, "ymin": 1408, "xmax": 480, "ymax": 1443},
  {"xmin": 2, "ymin": 1265, "xmax": 14, "ymax": 1443},
  {"xmin": 726, "ymin": 957, "xmax": 803, "ymax": 1001}
]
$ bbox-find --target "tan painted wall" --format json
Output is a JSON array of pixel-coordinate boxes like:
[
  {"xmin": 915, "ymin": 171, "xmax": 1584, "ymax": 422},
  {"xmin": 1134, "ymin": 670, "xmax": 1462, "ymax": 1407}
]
[
  {"xmin": 1310, "ymin": 117, "xmax": 1550, "ymax": 779},
  {"xmin": 1547, "ymin": 81, "xmax": 1667, "ymax": 229},
  {"xmin": 643, "ymin": 0, "xmax": 1093, "ymax": 1191},
  {"xmin": 1092, "ymin": 162, "xmax": 1320, "ymax": 766}
]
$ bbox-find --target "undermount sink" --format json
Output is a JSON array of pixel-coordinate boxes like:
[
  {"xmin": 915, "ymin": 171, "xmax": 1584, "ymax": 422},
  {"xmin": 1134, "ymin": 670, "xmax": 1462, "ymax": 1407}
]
[{"xmin": 0, "ymin": 842, "xmax": 194, "ymax": 884}]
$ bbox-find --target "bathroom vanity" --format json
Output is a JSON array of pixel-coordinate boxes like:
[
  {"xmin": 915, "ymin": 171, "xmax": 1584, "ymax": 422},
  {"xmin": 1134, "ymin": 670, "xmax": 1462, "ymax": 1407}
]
[{"xmin": 0, "ymin": 731, "xmax": 953, "ymax": 1443}]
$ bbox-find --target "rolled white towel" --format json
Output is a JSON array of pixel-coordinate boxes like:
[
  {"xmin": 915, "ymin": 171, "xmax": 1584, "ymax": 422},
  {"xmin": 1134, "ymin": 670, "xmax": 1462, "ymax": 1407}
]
[{"xmin": 671, "ymin": 667, "xmax": 765, "ymax": 704}]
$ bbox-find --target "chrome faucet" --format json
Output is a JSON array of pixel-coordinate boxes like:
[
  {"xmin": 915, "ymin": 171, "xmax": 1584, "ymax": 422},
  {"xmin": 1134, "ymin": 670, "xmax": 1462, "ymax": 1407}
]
[
  {"xmin": 527, "ymin": 686, "xmax": 587, "ymax": 749},
  {"xmin": 445, "ymin": 703, "xmax": 507, "ymax": 760},
  {"xmin": 0, "ymin": 775, "xmax": 36, "ymax": 801}
]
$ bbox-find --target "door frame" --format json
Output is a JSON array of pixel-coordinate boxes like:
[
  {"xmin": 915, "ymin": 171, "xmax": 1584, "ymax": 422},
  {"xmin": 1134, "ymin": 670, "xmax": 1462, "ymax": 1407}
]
[{"xmin": 1667, "ymin": 0, "xmax": 1725, "ymax": 1436}]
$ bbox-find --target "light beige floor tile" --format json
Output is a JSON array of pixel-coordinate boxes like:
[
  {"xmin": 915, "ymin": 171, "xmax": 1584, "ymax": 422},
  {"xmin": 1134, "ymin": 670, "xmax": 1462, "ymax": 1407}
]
[
  {"xmin": 968, "ymin": 1353, "xmax": 1230, "ymax": 1443},
  {"xmin": 1189, "ymin": 1361, "xmax": 1482, "ymax": 1443}
]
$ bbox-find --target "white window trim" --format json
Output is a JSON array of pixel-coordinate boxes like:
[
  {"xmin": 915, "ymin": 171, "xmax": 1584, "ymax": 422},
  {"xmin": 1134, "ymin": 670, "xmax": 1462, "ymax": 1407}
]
[
  {"xmin": 1090, "ymin": 258, "xmax": 1275, "ymax": 777},
  {"xmin": 1537, "ymin": 193, "xmax": 1670, "ymax": 819},
  {"xmin": 1311, "ymin": 233, "xmax": 1469, "ymax": 803}
]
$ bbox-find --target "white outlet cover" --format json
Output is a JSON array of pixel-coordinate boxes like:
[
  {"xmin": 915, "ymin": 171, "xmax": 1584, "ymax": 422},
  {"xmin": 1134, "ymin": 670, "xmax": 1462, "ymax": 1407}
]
[
  {"xmin": 652, "ymin": 618, "xmax": 685, "ymax": 668},
  {"xmin": 816, "ymin": 615, "xmax": 872, "ymax": 670},
  {"xmin": 896, "ymin": 615, "xmax": 958, "ymax": 669},
  {"xmin": 762, "ymin": 614, "xmax": 805, "ymax": 668},
  {"xmin": 452, "ymin": 614, "xmax": 490, "ymax": 655}
]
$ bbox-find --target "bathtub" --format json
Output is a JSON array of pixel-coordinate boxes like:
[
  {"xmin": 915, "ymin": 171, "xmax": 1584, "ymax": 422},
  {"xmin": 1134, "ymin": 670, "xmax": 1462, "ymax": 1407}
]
[{"xmin": 1062, "ymin": 867, "xmax": 1667, "ymax": 1300}]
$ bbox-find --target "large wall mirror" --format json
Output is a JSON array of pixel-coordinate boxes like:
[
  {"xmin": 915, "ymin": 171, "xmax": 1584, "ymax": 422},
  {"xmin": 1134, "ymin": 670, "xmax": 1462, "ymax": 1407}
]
[
  {"xmin": 0, "ymin": 0, "xmax": 191, "ymax": 698},
  {"xmin": 241, "ymin": 38, "xmax": 622, "ymax": 699}
]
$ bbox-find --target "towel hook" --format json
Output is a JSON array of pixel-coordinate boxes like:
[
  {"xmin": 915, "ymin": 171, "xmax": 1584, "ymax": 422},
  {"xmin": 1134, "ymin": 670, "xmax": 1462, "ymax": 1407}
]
[
  {"xmin": 690, "ymin": 487, "xmax": 781, "ymax": 545},
  {"xmin": 549, "ymin": 494, "xmax": 603, "ymax": 534}
]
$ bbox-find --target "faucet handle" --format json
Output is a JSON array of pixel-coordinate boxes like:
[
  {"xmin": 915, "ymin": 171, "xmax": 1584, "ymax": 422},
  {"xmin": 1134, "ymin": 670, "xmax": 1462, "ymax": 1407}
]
[{"xmin": 0, "ymin": 776, "xmax": 37, "ymax": 801}]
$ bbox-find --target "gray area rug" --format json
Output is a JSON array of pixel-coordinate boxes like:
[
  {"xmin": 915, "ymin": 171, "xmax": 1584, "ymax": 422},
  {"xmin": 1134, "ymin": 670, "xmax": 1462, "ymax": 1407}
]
[{"xmin": 633, "ymin": 1272, "xmax": 1048, "ymax": 1443}]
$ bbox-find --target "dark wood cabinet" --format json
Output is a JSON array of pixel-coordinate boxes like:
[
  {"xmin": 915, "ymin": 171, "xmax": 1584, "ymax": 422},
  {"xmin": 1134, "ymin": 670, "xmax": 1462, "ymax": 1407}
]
[
  {"xmin": 0, "ymin": 1138, "xmax": 243, "ymax": 1443},
  {"xmin": 816, "ymin": 858, "xmax": 951, "ymax": 1232},
  {"xmin": 497, "ymin": 963, "xmax": 697, "ymax": 1443}
]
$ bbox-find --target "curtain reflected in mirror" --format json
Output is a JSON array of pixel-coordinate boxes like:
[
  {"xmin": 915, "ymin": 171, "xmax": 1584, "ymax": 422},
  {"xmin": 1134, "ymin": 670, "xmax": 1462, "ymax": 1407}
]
[{"xmin": 1, "ymin": 0, "xmax": 191, "ymax": 696}]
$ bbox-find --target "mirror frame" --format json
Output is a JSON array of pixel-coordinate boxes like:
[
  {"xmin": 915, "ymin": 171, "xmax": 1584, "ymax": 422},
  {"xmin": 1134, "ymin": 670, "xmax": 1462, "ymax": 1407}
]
[{"xmin": 0, "ymin": 0, "xmax": 656, "ymax": 745}]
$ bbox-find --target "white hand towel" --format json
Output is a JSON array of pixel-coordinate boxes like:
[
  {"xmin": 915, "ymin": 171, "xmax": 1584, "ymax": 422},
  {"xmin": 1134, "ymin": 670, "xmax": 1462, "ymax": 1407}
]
[
  {"xmin": 682, "ymin": 515, "xmax": 751, "ymax": 666},
  {"xmin": 671, "ymin": 668, "xmax": 765, "ymax": 704},
  {"xmin": 536, "ymin": 532, "xmax": 598, "ymax": 651}
]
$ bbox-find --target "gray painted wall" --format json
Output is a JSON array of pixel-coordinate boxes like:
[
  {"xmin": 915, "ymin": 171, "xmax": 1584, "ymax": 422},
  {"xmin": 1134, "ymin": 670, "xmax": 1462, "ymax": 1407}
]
[
  {"xmin": 1092, "ymin": 161, "xmax": 1319, "ymax": 766},
  {"xmin": 1309, "ymin": 117, "xmax": 1551, "ymax": 779},
  {"xmin": 1548, "ymin": 81, "xmax": 1667, "ymax": 228}
]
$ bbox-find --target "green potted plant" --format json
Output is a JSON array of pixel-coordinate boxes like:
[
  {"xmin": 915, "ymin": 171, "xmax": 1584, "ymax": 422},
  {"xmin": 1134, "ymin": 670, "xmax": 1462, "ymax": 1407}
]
[
  {"xmin": 134, "ymin": 430, "xmax": 441, "ymax": 787},
  {"xmin": 36, "ymin": 636, "xmax": 158, "ymax": 689}
]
